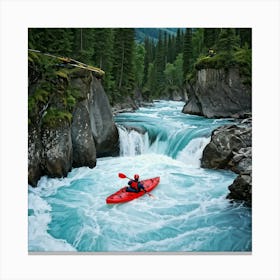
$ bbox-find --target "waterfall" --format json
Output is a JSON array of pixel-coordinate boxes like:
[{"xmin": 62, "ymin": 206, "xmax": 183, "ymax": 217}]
[
  {"xmin": 117, "ymin": 125, "xmax": 149, "ymax": 156},
  {"xmin": 117, "ymin": 123, "xmax": 211, "ymax": 161},
  {"xmin": 176, "ymin": 137, "xmax": 211, "ymax": 167}
]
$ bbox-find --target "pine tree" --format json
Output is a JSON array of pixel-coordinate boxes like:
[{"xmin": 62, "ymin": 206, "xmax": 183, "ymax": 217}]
[
  {"xmin": 154, "ymin": 31, "xmax": 166, "ymax": 95},
  {"xmin": 28, "ymin": 28, "xmax": 74, "ymax": 56},
  {"xmin": 143, "ymin": 37, "xmax": 151, "ymax": 87},
  {"xmin": 236, "ymin": 28, "xmax": 252, "ymax": 48},
  {"xmin": 192, "ymin": 28, "xmax": 204, "ymax": 60},
  {"xmin": 91, "ymin": 28, "xmax": 114, "ymax": 93},
  {"xmin": 134, "ymin": 43, "xmax": 145, "ymax": 88},
  {"xmin": 111, "ymin": 28, "xmax": 135, "ymax": 99},
  {"xmin": 217, "ymin": 28, "xmax": 240, "ymax": 65},
  {"xmin": 71, "ymin": 28, "xmax": 95, "ymax": 64},
  {"xmin": 203, "ymin": 28, "xmax": 220, "ymax": 50},
  {"xmin": 175, "ymin": 29, "xmax": 182, "ymax": 56},
  {"xmin": 183, "ymin": 28, "xmax": 193, "ymax": 79}
]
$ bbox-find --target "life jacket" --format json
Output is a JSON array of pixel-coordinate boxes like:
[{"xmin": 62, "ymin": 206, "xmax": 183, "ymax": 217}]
[{"xmin": 130, "ymin": 180, "xmax": 139, "ymax": 190}]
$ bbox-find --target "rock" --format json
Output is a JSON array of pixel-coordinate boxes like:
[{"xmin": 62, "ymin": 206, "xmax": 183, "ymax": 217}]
[
  {"xmin": 41, "ymin": 122, "xmax": 72, "ymax": 178},
  {"xmin": 182, "ymin": 68, "xmax": 251, "ymax": 118},
  {"xmin": 226, "ymin": 173, "xmax": 252, "ymax": 206},
  {"xmin": 122, "ymin": 125, "xmax": 147, "ymax": 135},
  {"xmin": 229, "ymin": 147, "xmax": 252, "ymax": 174},
  {"xmin": 28, "ymin": 126, "xmax": 43, "ymax": 186},
  {"xmin": 89, "ymin": 77, "xmax": 119, "ymax": 157},
  {"xmin": 201, "ymin": 120, "xmax": 252, "ymax": 206},
  {"xmin": 28, "ymin": 64, "xmax": 119, "ymax": 186},
  {"xmin": 112, "ymin": 95, "xmax": 138, "ymax": 115},
  {"xmin": 71, "ymin": 100, "xmax": 96, "ymax": 168},
  {"xmin": 201, "ymin": 124, "xmax": 252, "ymax": 169}
]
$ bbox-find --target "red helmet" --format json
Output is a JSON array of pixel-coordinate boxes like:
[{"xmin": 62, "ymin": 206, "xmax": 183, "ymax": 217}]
[{"xmin": 134, "ymin": 174, "xmax": 139, "ymax": 180}]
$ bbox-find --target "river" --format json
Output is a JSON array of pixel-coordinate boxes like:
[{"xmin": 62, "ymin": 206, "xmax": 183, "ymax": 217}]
[{"xmin": 28, "ymin": 100, "xmax": 252, "ymax": 252}]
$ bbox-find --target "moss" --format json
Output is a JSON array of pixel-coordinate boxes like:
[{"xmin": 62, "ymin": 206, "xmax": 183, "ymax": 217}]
[
  {"xmin": 194, "ymin": 53, "xmax": 232, "ymax": 70},
  {"xmin": 193, "ymin": 48, "xmax": 251, "ymax": 87},
  {"xmin": 56, "ymin": 70, "xmax": 70, "ymax": 81},
  {"xmin": 234, "ymin": 47, "xmax": 251, "ymax": 86},
  {"xmin": 28, "ymin": 52, "xmax": 40, "ymax": 64},
  {"xmin": 28, "ymin": 87, "xmax": 50, "ymax": 113},
  {"xmin": 42, "ymin": 108, "xmax": 72, "ymax": 128},
  {"xmin": 69, "ymin": 87, "xmax": 84, "ymax": 102}
]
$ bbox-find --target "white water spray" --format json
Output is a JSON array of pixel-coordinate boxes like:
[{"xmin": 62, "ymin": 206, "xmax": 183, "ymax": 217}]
[{"xmin": 117, "ymin": 125, "xmax": 149, "ymax": 156}]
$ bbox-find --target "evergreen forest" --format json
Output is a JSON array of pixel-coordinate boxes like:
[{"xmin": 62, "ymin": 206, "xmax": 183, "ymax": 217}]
[{"xmin": 28, "ymin": 28, "xmax": 252, "ymax": 104}]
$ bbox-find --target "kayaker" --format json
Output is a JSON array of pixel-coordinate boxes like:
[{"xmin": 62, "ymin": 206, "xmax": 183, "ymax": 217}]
[{"xmin": 126, "ymin": 174, "xmax": 146, "ymax": 193}]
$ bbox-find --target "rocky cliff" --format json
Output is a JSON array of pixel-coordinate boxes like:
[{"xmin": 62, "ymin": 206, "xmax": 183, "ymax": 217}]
[
  {"xmin": 182, "ymin": 68, "xmax": 251, "ymax": 118},
  {"xmin": 201, "ymin": 119, "xmax": 252, "ymax": 206},
  {"xmin": 28, "ymin": 58, "xmax": 119, "ymax": 187}
]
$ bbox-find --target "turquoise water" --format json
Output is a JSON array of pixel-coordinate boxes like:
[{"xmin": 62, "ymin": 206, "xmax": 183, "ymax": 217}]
[{"xmin": 28, "ymin": 101, "xmax": 252, "ymax": 252}]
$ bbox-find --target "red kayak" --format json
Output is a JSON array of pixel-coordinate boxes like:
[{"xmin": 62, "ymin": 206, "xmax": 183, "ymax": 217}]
[{"xmin": 106, "ymin": 177, "xmax": 160, "ymax": 204}]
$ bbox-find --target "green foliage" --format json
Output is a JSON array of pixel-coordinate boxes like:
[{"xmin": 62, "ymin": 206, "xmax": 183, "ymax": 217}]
[
  {"xmin": 28, "ymin": 86, "xmax": 50, "ymax": 114},
  {"xmin": 69, "ymin": 87, "xmax": 84, "ymax": 101},
  {"xmin": 203, "ymin": 28, "xmax": 220, "ymax": 49},
  {"xmin": 28, "ymin": 51, "xmax": 40, "ymax": 64},
  {"xmin": 234, "ymin": 45, "xmax": 252, "ymax": 85},
  {"xmin": 134, "ymin": 43, "xmax": 146, "ymax": 87},
  {"xmin": 64, "ymin": 89, "xmax": 76, "ymax": 110},
  {"xmin": 195, "ymin": 54, "xmax": 228, "ymax": 70},
  {"xmin": 29, "ymin": 28, "xmax": 74, "ymax": 56},
  {"xmin": 164, "ymin": 53, "xmax": 184, "ymax": 90},
  {"xmin": 111, "ymin": 28, "xmax": 135, "ymax": 97},
  {"xmin": 28, "ymin": 27, "xmax": 252, "ymax": 104},
  {"xmin": 42, "ymin": 108, "xmax": 72, "ymax": 127},
  {"xmin": 183, "ymin": 28, "xmax": 193, "ymax": 78},
  {"xmin": 56, "ymin": 70, "xmax": 69, "ymax": 81}
]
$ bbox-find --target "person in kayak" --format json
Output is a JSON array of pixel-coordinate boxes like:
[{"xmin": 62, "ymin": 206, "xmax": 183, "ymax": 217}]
[{"xmin": 126, "ymin": 174, "xmax": 146, "ymax": 193}]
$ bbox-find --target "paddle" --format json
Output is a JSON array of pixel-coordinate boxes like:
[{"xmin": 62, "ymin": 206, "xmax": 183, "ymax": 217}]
[{"xmin": 118, "ymin": 173, "xmax": 155, "ymax": 198}]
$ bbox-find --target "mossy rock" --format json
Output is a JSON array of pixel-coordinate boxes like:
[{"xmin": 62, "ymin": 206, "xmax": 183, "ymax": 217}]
[
  {"xmin": 55, "ymin": 70, "xmax": 70, "ymax": 81},
  {"xmin": 42, "ymin": 108, "xmax": 72, "ymax": 128}
]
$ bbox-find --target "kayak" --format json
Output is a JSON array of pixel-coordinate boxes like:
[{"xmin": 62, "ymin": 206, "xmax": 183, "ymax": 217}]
[{"xmin": 106, "ymin": 177, "xmax": 160, "ymax": 204}]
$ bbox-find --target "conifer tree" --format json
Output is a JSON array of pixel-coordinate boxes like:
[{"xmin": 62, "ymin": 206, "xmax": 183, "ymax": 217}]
[
  {"xmin": 154, "ymin": 31, "xmax": 166, "ymax": 95},
  {"xmin": 28, "ymin": 28, "xmax": 74, "ymax": 56},
  {"xmin": 183, "ymin": 28, "xmax": 193, "ymax": 79},
  {"xmin": 217, "ymin": 28, "xmax": 240, "ymax": 65},
  {"xmin": 134, "ymin": 43, "xmax": 145, "ymax": 88},
  {"xmin": 143, "ymin": 37, "xmax": 152, "ymax": 87},
  {"xmin": 91, "ymin": 28, "xmax": 114, "ymax": 93},
  {"xmin": 203, "ymin": 28, "xmax": 220, "ymax": 50},
  {"xmin": 111, "ymin": 28, "xmax": 135, "ymax": 99},
  {"xmin": 192, "ymin": 28, "xmax": 204, "ymax": 60},
  {"xmin": 236, "ymin": 28, "xmax": 252, "ymax": 48}
]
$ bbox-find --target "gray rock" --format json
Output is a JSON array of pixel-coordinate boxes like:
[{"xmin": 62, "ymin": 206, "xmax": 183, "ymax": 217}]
[
  {"xmin": 201, "ymin": 124, "xmax": 252, "ymax": 169},
  {"xmin": 41, "ymin": 122, "xmax": 72, "ymax": 178},
  {"xmin": 28, "ymin": 126, "xmax": 43, "ymax": 186},
  {"xmin": 182, "ymin": 68, "xmax": 251, "ymax": 118},
  {"xmin": 226, "ymin": 173, "xmax": 252, "ymax": 206},
  {"xmin": 89, "ymin": 77, "xmax": 119, "ymax": 157},
  {"xmin": 28, "ymin": 66, "xmax": 119, "ymax": 186},
  {"xmin": 71, "ymin": 100, "xmax": 96, "ymax": 168},
  {"xmin": 201, "ymin": 120, "xmax": 252, "ymax": 206}
]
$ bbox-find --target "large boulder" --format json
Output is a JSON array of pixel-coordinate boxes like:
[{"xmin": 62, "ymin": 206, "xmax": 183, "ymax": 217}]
[
  {"xmin": 89, "ymin": 76, "xmax": 119, "ymax": 157},
  {"xmin": 201, "ymin": 123, "xmax": 252, "ymax": 169},
  {"xmin": 182, "ymin": 68, "xmax": 251, "ymax": 118},
  {"xmin": 41, "ymin": 122, "xmax": 73, "ymax": 178},
  {"xmin": 28, "ymin": 126, "xmax": 43, "ymax": 186},
  {"xmin": 28, "ymin": 63, "xmax": 119, "ymax": 186},
  {"xmin": 71, "ymin": 100, "xmax": 96, "ymax": 168},
  {"xmin": 227, "ymin": 172, "xmax": 252, "ymax": 206},
  {"xmin": 201, "ymin": 120, "xmax": 252, "ymax": 205}
]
